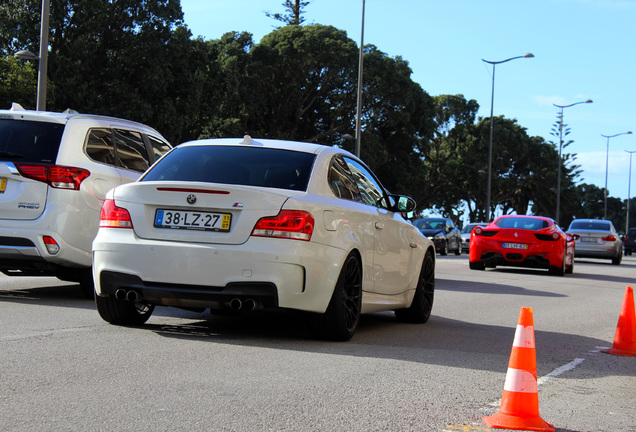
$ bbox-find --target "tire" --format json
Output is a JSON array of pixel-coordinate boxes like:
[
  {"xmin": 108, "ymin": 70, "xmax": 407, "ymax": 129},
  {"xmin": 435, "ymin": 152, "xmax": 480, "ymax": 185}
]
[
  {"xmin": 309, "ymin": 253, "xmax": 362, "ymax": 341},
  {"xmin": 612, "ymin": 254, "xmax": 622, "ymax": 265},
  {"xmin": 454, "ymin": 242, "xmax": 461, "ymax": 256},
  {"xmin": 439, "ymin": 241, "xmax": 448, "ymax": 256},
  {"xmin": 469, "ymin": 261, "xmax": 485, "ymax": 270},
  {"xmin": 565, "ymin": 254, "xmax": 574, "ymax": 274},
  {"xmin": 95, "ymin": 295, "xmax": 154, "ymax": 326},
  {"xmin": 549, "ymin": 253, "xmax": 566, "ymax": 276},
  {"xmin": 395, "ymin": 249, "xmax": 435, "ymax": 323}
]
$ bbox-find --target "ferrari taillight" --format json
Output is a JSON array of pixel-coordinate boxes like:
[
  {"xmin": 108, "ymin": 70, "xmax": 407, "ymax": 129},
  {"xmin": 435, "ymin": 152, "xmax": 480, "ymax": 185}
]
[{"xmin": 252, "ymin": 210, "xmax": 314, "ymax": 241}]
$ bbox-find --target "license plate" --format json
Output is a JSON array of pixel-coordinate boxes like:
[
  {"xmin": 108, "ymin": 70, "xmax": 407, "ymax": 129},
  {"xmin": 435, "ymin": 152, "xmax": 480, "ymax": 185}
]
[
  {"xmin": 0, "ymin": 178, "xmax": 6, "ymax": 194},
  {"xmin": 154, "ymin": 209, "xmax": 231, "ymax": 232},
  {"xmin": 581, "ymin": 236, "xmax": 597, "ymax": 243},
  {"xmin": 502, "ymin": 243, "xmax": 527, "ymax": 249}
]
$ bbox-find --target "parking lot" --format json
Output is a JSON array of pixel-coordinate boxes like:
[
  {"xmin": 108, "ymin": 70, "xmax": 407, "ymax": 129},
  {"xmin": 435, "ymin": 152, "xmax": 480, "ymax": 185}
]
[{"xmin": 1, "ymin": 255, "xmax": 634, "ymax": 432}]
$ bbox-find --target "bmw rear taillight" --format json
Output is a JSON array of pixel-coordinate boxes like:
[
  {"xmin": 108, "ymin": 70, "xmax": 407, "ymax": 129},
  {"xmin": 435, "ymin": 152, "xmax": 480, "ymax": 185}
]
[
  {"xmin": 15, "ymin": 163, "xmax": 90, "ymax": 190},
  {"xmin": 601, "ymin": 235, "xmax": 617, "ymax": 242},
  {"xmin": 99, "ymin": 199, "xmax": 133, "ymax": 229},
  {"xmin": 252, "ymin": 210, "xmax": 314, "ymax": 241}
]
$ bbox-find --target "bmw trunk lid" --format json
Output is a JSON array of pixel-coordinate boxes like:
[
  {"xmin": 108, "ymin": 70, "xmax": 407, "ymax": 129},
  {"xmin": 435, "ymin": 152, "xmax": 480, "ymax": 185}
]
[{"xmin": 112, "ymin": 181, "xmax": 292, "ymax": 245}]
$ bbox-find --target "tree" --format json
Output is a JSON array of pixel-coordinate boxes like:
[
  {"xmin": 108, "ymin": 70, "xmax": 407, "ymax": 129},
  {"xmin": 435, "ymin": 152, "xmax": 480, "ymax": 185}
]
[
  {"xmin": 265, "ymin": 0, "xmax": 309, "ymax": 26},
  {"xmin": 244, "ymin": 24, "xmax": 359, "ymax": 143},
  {"xmin": 423, "ymin": 94, "xmax": 479, "ymax": 217},
  {"xmin": 0, "ymin": 56, "xmax": 38, "ymax": 109}
]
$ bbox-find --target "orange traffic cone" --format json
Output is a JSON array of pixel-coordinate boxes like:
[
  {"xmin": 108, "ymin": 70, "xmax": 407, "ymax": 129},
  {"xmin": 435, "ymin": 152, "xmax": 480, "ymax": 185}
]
[
  {"xmin": 483, "ymin": 307, "xmax": 555, "ymax": 432},
  {"xmin": 604, "ymin": 286, "xmax": 636, "ymax": 356}
]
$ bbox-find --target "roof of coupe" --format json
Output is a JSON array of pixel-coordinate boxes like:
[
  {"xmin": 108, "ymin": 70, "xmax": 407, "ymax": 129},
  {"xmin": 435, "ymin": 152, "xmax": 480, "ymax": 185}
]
[{"xmin": 179, "ymin": 136, "xmax": 345, "ymax": 157}]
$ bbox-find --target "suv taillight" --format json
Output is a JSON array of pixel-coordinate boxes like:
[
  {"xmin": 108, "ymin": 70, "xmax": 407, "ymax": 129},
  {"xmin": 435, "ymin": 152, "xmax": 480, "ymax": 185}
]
[
  {"xmin": 15, "ymin": 163, "xmax": 90, "ymax": 190},
  {"xmin": 99, "ymin": 199, "xmax": 133, "ymax": 229},
  {"xmin": 251, "ymin": 210, "xmax": 314, "ymax": 241}
]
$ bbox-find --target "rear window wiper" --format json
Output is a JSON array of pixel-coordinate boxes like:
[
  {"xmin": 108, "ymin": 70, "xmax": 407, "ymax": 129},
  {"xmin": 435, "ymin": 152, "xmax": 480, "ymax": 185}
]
[{"xmin": 0, "ymin": 151, "xmax": 24, "ymax": 158}]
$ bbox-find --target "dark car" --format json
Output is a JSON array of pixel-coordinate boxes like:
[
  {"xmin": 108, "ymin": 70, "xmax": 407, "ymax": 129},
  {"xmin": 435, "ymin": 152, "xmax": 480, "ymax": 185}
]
[
  {"xmin": 624, "ymin": 228, "xmax": 636, "ymax": 256},
  {"xmin": 413, "ymin": 217, "xmax": 462, "ymax": 255}
]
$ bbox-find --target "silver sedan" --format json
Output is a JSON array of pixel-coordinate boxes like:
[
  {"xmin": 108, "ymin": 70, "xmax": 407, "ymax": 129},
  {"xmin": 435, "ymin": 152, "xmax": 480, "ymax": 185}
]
[{"xmin": 566, "ymin": 219, "xmax": 623, "ymax": 265}]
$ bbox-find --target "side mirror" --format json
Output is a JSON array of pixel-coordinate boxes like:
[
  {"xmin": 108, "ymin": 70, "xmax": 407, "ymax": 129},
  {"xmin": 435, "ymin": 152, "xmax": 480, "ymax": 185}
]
[{"xmin": 388, "ymin": 195, "xmax": 416, "ymax": 213}]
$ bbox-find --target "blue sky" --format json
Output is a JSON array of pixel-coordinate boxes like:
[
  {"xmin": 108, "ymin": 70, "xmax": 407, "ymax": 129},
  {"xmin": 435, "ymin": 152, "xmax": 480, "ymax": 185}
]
[{"xmin": 180, "ymin": 0, "xmax": 636, "ymax": 201}]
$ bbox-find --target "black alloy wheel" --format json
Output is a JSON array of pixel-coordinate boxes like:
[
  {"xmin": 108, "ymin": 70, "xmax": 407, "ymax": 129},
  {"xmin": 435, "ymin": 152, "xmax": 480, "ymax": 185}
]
[
  {"xmin": 309, "ymin": 253, "xmax": 362, "ymax": 341},
  {"xmin": 395, "ymin": 249, "xmax": 435, "ymax": 323}
]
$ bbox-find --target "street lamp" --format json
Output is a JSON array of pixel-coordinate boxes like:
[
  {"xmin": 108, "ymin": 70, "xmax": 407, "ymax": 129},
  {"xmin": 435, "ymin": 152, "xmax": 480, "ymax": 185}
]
[
  {"xmin": 626, "ymin": 150, "xmax": 636, "ymax": 233},
  {"xmin": 601, "ymin": 131, "xmax": 632, "ymax": 219},
  {"xmin": 354, "ymin": 0, "xmax": 365, "ymax": 158},
  {"xmin": 482, "ymin": 53, "xmax": 534, "ymax": 221},
  {"xmin": 13, "ymin": 0, "xmax": 50, "ymax": 111},
  {"xmin": 553, "ymin": 99, "xmax": 593, "ymax": 224}
]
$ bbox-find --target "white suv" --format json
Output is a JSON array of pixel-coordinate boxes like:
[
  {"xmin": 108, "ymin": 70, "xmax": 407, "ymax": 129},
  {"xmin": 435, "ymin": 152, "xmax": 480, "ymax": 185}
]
[{"xmin": 0, "ymin": 104, "xmax": 171, "ymax": 297}]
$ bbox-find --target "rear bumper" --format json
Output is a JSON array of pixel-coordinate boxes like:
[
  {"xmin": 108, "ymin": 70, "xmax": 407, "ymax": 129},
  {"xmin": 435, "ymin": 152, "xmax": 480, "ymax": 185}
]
[
  {"xmin": 99, "ymin": 270, "xmax": 279, "ymax": 309},
  {"xmin": 574, "ymin": 244, "xmax": 621, "ymax": 258},
  {"xmin": 477, "ymin": 251, "xmax": 551, "ymax": 269},
  {"xmin": 92, "ymin": 229, "xmax": 348, "ymax": 313},
  {"xmin": 469, "ymin": 237, "xmax": 564, "ymax": 269}
]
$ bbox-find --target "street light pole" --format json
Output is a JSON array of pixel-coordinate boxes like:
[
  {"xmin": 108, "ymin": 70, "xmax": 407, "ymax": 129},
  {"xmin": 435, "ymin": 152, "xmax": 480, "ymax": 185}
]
[
  {"xmin": 36, "ymin": 0, "xmax": 50, "ymax": 111},
  {"xmin": 481, "ymin": 53, "xmax": 533, "ymax": 221},
  {"xmin": 601, "ymin": 131, "xmax": 632, "ymax": 220},
  {"xmin": 626, "ymin": 150, "xmax": 636, "ymax": 233},
  {"xmin": 13, "ymin": 0, "xmax": 49, "ymax": 111},
  {"xmin": 354, "ymin": 0, "xmax": 365, "ymax": 158},
  {"xmin": 553, "ymin": 99, "xmax": 593, "ymax": 224}
]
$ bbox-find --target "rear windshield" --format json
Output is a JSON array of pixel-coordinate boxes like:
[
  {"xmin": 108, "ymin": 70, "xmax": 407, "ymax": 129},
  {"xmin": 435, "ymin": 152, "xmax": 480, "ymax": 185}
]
[
  {"xmin": 141, "ymin": 145, "xmax": 316, "ymax": 191},
  {"xmin": 495, "ymin": 217, "xmax": 548, "ymax": 230},
  {"xmin": 0, "ymin": 119, "xmax": 64, "ymax": 163},
  {"xmin": 568, "ymin": 221, "xmax": 611, "ymax": 231}
]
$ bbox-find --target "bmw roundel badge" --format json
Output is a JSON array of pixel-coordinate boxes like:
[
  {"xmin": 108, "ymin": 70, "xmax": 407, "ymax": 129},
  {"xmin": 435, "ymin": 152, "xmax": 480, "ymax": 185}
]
[{"xmin": 187, "ymin": 194, "xmax": 197, "ymax": 204}]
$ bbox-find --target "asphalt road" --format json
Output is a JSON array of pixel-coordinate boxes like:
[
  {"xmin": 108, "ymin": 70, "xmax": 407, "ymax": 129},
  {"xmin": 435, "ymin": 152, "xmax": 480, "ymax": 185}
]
[{"xmin": 1, "ymin": 255, "xmax": 634, "ymax": 432}]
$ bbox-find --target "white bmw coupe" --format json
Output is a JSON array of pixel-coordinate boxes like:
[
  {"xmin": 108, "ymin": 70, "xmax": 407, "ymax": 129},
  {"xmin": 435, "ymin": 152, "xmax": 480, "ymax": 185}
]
[{"xmin": 92, "ymin": 137, "xmax": 435, "ymax": 341}]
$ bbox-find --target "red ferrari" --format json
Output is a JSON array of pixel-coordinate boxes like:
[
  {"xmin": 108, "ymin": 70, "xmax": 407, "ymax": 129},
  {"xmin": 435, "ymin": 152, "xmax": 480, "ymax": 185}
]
[{"xmin": 469, "ymin": 215, "xmax": 575, "ymax": 275}]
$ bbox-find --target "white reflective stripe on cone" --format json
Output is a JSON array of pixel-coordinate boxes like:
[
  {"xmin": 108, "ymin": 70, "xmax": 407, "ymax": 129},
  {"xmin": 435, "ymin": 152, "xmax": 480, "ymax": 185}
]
[
  {"xmin": 503, "ymin": 367, "xmax": 538, "ymax": 393},
  {"xmin": 513, "ymin": 324, "xmax": 535, "ymax": 348}
]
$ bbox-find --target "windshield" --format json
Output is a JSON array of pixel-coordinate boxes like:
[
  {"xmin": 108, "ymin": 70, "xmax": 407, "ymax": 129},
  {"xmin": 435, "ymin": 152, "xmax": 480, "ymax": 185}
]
[
  {"xmin": 0, "ymin": 119, "xmax": 64, "ymax": 163},
  {"xmin": 141, "ymin": 145, "xmax": 316, "ymax": 191}
]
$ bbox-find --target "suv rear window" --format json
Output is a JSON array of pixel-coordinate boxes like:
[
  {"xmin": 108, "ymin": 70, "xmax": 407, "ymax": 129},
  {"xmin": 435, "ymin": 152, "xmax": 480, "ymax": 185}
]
[
  {"xmin": 141, "ymin": 145, "xmax": 316, "ymax": 191},
  {"xmin": 0, "ymin": 119, "xmax": 64, "ymax": 163}
]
